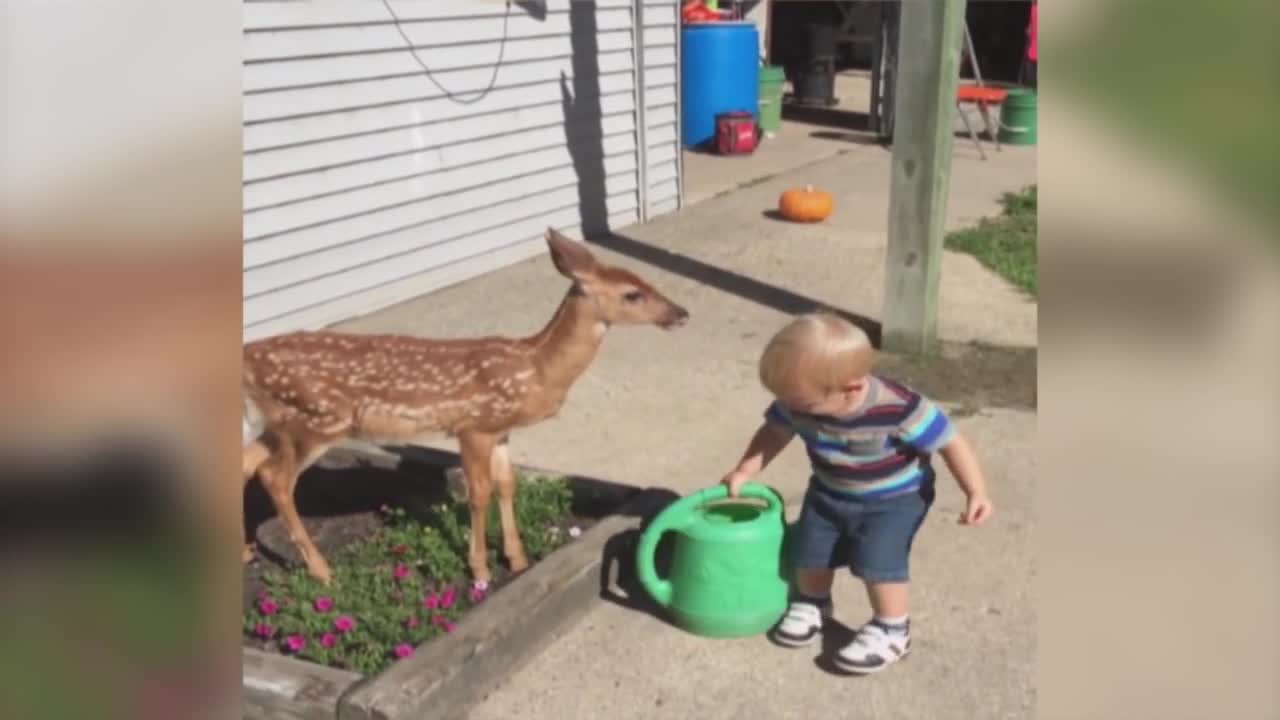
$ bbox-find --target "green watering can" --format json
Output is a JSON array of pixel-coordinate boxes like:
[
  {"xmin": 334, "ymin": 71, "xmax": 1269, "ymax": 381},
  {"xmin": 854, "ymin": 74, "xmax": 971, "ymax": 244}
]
[{"xmin": 635, "ymin": 483, "xmax": 789, "ymax": 638}]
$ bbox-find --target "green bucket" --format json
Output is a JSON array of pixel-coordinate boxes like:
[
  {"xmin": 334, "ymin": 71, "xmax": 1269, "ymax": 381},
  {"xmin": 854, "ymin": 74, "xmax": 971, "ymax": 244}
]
[
  {"xmin": 997, "ymin": 87, "xmax": 1037, "ymax": 146},
  {"xmin": 758, "ymin": 64, "xmax": 785, "ymax": 136}
]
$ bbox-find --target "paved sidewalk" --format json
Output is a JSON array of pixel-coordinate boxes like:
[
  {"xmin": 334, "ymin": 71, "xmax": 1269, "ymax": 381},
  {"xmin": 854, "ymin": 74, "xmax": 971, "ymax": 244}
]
[{"xmin": 332, "ymin": 141, "xmax": 1037, "ymax": 719}]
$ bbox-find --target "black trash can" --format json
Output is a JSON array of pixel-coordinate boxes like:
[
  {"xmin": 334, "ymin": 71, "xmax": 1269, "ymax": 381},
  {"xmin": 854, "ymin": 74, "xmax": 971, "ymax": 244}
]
[{"xmin": 789, "ymin": 22, "xmax": 838, "ymax": 106}]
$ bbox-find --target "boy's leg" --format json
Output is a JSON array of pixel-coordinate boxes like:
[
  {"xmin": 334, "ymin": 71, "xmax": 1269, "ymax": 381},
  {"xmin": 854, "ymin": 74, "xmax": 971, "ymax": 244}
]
[
  {"xmin": 865, "ymin": 580, "xmax": 909, "ymax": 619},
  {"xmin": 835, "ymin": 485, "xmax": 932, "ymax": 674},
  {"xmin": 795, "ymin": 567, "xmax": 836, "ymax": 599},
  {"xmin": 772, "ymin": 487, "xmax": 844, "ymax": 647}
]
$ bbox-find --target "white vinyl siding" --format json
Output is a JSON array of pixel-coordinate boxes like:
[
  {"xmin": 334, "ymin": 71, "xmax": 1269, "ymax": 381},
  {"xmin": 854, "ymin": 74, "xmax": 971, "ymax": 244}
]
[
  {"xmin": 243, "ymin": 0, "xmax": 681, "ymax": 340},
  {"xmin": 641, "ymin": 1, "xmax": 681, "ymax": 218}
]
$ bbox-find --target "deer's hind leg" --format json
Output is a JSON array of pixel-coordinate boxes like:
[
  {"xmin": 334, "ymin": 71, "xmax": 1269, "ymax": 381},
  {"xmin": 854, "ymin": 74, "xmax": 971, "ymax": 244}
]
[
  {"xmin": 256, "ymin": 434, "xmax": 336, "ymax": 584},
  {"xmin": 241, "ymin": 439, "xmax": 271, "ymax": 564},
  {"xmin": 490, "ymin": 437, "xmax": 529, "ymax": 574}
]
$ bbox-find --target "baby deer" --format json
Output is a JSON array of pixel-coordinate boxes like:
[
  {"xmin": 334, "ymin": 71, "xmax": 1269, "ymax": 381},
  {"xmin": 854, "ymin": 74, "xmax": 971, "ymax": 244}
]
[{"xmin": 242, "ymin": 229, "xmax": 689, "ymax": 586}]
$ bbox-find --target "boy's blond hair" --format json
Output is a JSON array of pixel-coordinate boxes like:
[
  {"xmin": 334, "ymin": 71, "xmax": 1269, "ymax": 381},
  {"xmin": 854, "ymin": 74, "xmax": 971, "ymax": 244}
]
[{"xmin": 758, "ymin": 313, "xmax": 875, "ymax": 400}]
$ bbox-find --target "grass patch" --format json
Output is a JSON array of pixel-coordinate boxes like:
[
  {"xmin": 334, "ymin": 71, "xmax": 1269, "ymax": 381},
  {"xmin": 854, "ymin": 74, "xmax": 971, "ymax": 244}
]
[
  {"xmin": 945, "ymin": 184, "xmax": 1037, "ymax": 296},
  {"xmin": 243, "ymin": 474, "xmax": 578, "ymax": 676}
]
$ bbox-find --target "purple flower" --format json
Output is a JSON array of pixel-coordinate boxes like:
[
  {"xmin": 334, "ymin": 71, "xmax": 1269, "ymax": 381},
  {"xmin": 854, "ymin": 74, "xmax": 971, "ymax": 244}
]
[
  {"xmin": 393, "ymin": 563, "xmax": 410, "ymax": 581},
  {"xmin": 312, "ymin": 597, "xmax": 334, "ymax": 613},
  {"xmin": 253, "ymin": 623, "xmax": 275, "ymax": 639},
  {"xmin": 283, "ymin": 634, "xmax": 306, "ymax": 653},
  {"xmin": 334, "ymin": 615, "xmax": 356, "ymax": 633},
  {"xmin": 257, "ymin": 599, "xmax": 279, "ymax": 616},
  {"xmin": 393, "ymin": 644, "xmax": 414, "ymax": 659},
  {"xmin": 319, "ymin": 633, "xmax": 338, "ymax": 649},
  {"xmin": 440, "ymin": 587, "xmax": 456, "ymax": 609},
  {"xmin": 468, "ymin": 584, "xmax": 488, "ymax": 603},
  {"xmin": 422, "ymin": 592, "xmax": 439, "ymax": 610}
]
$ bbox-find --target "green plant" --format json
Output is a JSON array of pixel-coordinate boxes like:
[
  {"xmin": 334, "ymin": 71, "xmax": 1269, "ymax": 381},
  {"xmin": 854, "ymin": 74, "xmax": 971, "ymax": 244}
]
[
  {"xmin": 946, "ymin": 184, "xmax": 1038, "ymax": 296},
  {"xmin": 245, "ymin": 473, "xmax": 578, "ymax": 676}
]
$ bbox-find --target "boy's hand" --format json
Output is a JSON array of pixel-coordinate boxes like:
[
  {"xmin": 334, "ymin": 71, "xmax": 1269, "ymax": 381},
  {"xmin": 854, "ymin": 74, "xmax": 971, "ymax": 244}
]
[
  {"xmin": 960, "ymin": 493, "xmax": 994, "ymax": 526},
  {"xmin": 721, "ymin": 469, "xmax": 751, "ymax": 497}
]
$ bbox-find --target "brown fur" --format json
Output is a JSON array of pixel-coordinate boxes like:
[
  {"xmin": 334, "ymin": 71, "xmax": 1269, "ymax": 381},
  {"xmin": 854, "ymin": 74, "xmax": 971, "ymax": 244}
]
[{"xmin": 242, "ymin": 229, "xmax": 688, "ymax": 584}]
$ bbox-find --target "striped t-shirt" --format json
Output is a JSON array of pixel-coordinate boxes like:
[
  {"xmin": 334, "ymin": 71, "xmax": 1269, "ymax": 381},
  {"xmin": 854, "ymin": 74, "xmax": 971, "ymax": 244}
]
[{"xmin": 764, "ymin": 375, "xmax": 955, "ymax": 499}]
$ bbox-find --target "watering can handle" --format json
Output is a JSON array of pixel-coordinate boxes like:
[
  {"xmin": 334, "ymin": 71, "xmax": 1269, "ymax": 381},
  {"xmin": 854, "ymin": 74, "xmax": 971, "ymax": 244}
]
[{"xmin": 634, "ymin": 483, "xmax": 783, "ymax": 608}]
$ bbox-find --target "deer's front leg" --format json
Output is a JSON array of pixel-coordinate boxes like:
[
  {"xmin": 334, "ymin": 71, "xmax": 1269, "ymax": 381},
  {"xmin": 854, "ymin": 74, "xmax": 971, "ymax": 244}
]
[
  {"xmin": 458, "ymin": 431, "xmax": 497, "ymax": 586},
  {"xmin": 490, "ymin": 438, "xmax": 529, "ymax": 574}
]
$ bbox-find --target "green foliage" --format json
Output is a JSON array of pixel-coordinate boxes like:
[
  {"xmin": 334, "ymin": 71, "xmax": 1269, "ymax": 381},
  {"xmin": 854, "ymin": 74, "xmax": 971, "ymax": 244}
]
[
  {"xmin": 245, "ymin": 473, "xmax": 577, "ymax": 676},
  {"xmin": 945, "ymin": 184, "xmax": 1038, "ymax": 296}
]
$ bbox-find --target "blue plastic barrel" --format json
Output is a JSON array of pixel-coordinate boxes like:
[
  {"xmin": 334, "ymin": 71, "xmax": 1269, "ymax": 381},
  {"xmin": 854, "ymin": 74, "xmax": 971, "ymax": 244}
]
[{"xmin": 681, "ymin": 22, "xmax": 760, "ymax": 148}]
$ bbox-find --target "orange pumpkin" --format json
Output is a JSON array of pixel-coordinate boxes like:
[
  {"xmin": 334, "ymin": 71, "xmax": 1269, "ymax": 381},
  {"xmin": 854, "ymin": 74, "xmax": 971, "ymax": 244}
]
[{"xmin": 778, "ymin": 185, "xmax": 834, "ymax": 223}]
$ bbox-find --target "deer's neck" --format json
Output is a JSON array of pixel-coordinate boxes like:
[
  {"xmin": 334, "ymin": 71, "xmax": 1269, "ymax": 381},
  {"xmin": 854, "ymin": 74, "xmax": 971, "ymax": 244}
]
[{"xmin": 527, "ymin": 288, "xmax": 607, "ymax": 391}]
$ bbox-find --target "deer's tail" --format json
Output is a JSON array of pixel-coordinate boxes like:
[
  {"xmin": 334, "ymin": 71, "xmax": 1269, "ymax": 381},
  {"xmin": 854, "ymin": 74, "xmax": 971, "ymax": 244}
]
[{"xmin": 241, "ymin": 393, "xmax": 271, "ymax": 481}]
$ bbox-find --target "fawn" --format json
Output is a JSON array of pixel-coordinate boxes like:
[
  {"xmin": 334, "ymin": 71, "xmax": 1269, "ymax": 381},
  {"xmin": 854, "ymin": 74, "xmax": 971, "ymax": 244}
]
[{"xmin": 242, "ymin": 229, "xmax": 689, "ymax": 586}]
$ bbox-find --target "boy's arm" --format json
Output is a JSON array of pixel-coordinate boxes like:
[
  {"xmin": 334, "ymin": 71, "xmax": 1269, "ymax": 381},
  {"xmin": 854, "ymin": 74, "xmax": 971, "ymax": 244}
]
[
  {"xmin": 730, "ymin": 421, "xmax": 794, "ymax": 477},
  {"xmin": 940, "ymin": 433, "xmax": 994, "ymax": 525},
  {"xmin": 897, "ymin": 393, "xmax": 993, "ymax": 524},
  {"xmin": 723, "ymin": 417, "xmax": 794, "ymax": 496},
  {"xmin": 939, "ymin": 432, "xmax": 988, "ymax": 501}
]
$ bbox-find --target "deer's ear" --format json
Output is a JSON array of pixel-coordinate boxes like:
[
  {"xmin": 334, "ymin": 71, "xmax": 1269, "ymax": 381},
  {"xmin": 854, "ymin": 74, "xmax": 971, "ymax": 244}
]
[{"xmin": 545, "ymin": 227, "xmax": 598, "ymax": 280}]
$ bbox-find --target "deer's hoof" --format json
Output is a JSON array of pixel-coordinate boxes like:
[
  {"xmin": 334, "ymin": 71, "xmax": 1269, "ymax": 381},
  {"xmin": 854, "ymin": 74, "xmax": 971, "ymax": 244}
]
[
  {"xmin": 242, "ymin": 544, "xmax": 255, "ymax": 564},
  {"xmin": 508, "ymin": 554, "xmax": 530, "ymax": 574},
  {"xmin": 307, "ymin": 562, "xmax": 334, "ymax": 586}
]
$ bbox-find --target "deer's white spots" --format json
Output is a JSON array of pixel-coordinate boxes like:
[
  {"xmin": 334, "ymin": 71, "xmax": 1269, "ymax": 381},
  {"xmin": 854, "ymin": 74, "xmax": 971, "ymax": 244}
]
[{"xmin": 513, "ymin": 369, "xmax": 535, "ymax": 380}]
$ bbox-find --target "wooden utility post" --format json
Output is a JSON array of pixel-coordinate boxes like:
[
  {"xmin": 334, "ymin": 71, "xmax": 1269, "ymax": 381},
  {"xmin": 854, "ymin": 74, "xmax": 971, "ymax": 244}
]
[{"xmin": 880, "ymin": 0, "xmax": 967, "ymax": 354}]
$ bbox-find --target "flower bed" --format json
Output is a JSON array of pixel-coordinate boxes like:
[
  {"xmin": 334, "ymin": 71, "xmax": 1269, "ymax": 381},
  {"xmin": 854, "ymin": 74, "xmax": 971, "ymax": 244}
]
[{"xmin": 243, "ymin": 472, "xmax": 588, "ymax": 676}]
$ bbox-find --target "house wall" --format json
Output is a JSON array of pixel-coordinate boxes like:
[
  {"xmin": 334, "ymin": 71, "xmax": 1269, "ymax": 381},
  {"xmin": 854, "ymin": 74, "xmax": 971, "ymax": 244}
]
[{"xmin": 242, "ymin": 0, "xmax": 681, "ymax": 340}]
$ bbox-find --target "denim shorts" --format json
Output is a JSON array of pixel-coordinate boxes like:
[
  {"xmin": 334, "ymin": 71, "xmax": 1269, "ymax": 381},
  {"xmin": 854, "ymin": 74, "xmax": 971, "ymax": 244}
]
[{"xmin": 789, "ymin": 475, "xmax": 935, "ymax": 583}]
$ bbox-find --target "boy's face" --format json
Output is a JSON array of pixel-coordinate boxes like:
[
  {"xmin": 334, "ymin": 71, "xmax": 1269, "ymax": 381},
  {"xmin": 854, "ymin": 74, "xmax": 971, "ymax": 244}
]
[{"xmin": 781, "ymin": 376, "xmax": 871, "ymax": 417}]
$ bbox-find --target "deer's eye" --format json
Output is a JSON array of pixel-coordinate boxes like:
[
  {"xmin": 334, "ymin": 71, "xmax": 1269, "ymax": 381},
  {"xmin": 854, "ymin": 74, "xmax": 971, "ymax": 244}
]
[{"xmin": 623, "ymin": 290, "xmax": 645, "ymax": 303}]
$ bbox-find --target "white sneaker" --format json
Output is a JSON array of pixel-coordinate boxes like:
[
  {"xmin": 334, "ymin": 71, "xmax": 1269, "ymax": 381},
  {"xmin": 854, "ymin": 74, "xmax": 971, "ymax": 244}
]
[
  {"xmin": 770, "ymin": 601, "xmax": 832, "ymax": 647},
  {"xmin": 834, "ymin": 619, "xmax": 911, "ymax": 674}
]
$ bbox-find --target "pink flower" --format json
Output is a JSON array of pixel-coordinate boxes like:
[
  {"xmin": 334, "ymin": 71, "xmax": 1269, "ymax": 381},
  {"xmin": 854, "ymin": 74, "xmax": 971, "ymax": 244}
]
[
  {"xmin": 319, "ymin": 633, "xmax": 338, "ymax": 649},
  {"xmin": 440, "ymin": 587, "xmax": 456, "ymax": 609},
  {"xmin": 283, "ymin": 634, "xmax": 306, "ymax": 653},
  {"xmin": 257, "ymin": 589, "xmax": 269, "ymax": 600},
  {"xmin": 257, "ymin": 599, "xmax": 279, "ymax": 616},
  {"xmin": 430, "ymin": 614, "xmax": 455, "ymax": 633},
  {"xmin": 393, "ymin": 563, "xmax": 410, "ymax": 581},
  {"xmin": 405, "ymin": 616, "xmax": 420, "ymax": 629},
  {"xmin": 422, "ymin": 592, "xmax": 439, "ymax": 610},
  {"xmin": 468, "ymin": 585, "xmax": 487, "ymax": 603},
  {"xmin": 312, "ymin": 597, "xmax": 334, "ymax": 613},
  {"xmin": 393, "ymin": 644, "xmax": 414, "ymax": 659},
  {"xmin": 253, "ymin": 623, "xmax": 275, "ymax": 639},
  {"xmin": 390, "ymin": 544, "xmax": 409, "ymax": 555},
  {"xmin": 334, "ymin": 615, "xmax": 356, "ymax": 633},
  {"xmin": 441, "ymin": 620, "xmax": 457, "ymax": 633}
]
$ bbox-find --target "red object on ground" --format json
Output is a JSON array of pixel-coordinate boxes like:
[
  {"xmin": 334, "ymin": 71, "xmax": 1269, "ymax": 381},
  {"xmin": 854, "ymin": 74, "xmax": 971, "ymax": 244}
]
[
  {"xmin": 956, "ymin": 85, "xmax": 1008, "ymax": 105},
  {"xmin": 1027, "ymin": 2, "xmax": 1038, "ymax": 62},
  {"xmin": 715, "ymin": 111, "xmax": 759, "ymax": 155},
  {"xmin": 682, "ymin": 0, "xmax": 719, "ymax": 23}
]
